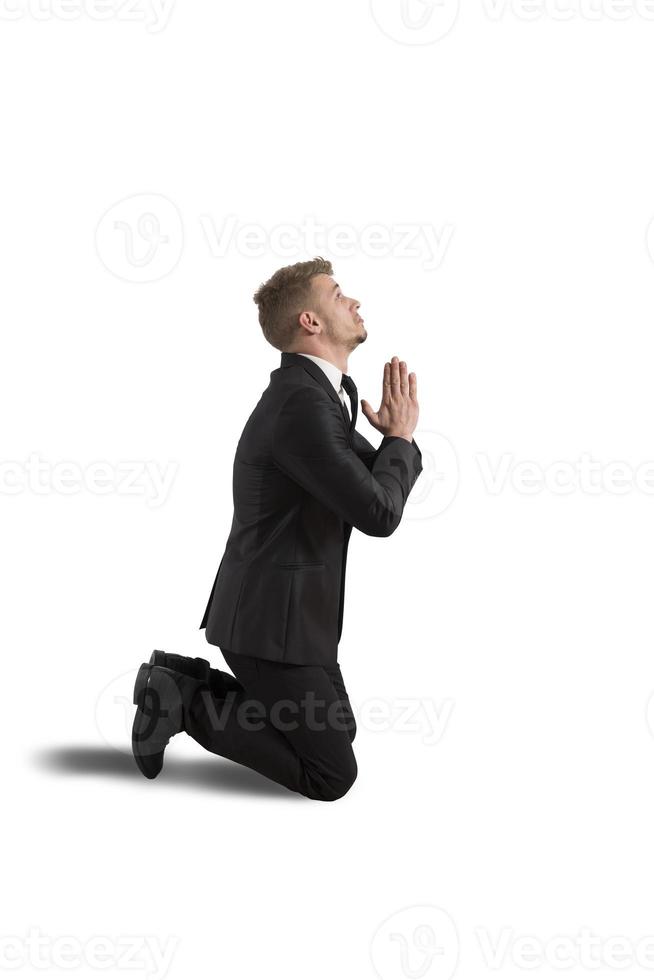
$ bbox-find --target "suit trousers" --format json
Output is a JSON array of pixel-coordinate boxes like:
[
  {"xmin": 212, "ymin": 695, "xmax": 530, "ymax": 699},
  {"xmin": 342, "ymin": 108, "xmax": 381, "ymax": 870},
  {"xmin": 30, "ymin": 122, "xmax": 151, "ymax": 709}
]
[{"xmin": 183, "ymin": 650, "xmax": 358, "ymax": 802}]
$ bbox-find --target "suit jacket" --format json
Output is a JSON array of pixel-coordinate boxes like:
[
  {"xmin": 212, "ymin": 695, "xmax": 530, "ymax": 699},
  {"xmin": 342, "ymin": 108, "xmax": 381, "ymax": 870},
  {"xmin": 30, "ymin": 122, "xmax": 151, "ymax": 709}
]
[{"xmin": 199, "ymin": 351, "xmax": 424, "ymax": 666}]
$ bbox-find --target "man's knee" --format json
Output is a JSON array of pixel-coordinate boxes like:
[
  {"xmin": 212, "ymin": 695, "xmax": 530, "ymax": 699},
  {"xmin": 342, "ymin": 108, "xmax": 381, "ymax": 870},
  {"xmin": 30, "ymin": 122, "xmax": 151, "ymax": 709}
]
[{"xmin": 315, "ymin": 752, "xmax": 358, "ymax": 802}]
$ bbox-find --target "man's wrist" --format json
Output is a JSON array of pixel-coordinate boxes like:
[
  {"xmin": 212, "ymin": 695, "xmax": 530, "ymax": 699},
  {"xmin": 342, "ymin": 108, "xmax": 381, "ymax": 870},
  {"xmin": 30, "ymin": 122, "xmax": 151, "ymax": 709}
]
[{"xmin": 385, "ymin": 432, "xmax": 413, "ymax": 444}]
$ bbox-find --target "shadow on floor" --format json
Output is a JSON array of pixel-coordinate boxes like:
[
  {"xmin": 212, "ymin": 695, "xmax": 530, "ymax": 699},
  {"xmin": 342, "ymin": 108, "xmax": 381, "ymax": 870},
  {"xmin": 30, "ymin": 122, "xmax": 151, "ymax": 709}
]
[{"xmin": 32, "ymin": 745, "xmax": 297, "ymax": 798}]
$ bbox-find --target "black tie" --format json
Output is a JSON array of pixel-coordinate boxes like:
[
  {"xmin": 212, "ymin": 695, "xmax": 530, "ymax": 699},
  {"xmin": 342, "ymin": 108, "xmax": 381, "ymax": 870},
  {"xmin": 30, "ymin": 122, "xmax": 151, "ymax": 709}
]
[{"xmin": 340, "ymin": 374, "xmax": 358, "ymax": 433}]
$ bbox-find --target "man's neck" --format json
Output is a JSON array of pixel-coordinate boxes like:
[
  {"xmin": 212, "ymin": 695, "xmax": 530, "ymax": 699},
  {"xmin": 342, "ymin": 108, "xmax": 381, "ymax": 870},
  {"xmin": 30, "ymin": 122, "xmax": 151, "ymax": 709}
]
[{"xmin": 290, "ymin": 349, "xmax": 348, "ymax": 374}]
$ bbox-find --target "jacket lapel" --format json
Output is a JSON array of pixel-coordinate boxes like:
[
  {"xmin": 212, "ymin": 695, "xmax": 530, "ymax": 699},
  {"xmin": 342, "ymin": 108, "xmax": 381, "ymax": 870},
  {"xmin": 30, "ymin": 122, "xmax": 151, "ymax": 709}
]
[{"xmin": 280, "ymin": 352, "xmax": 344, "ymax": 412}]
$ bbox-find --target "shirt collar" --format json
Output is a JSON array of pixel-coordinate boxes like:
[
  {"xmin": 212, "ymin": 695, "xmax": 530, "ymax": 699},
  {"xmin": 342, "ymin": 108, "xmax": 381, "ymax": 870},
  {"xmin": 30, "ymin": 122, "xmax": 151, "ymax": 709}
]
[{"xmin": 293, "ymin": 353, "xmax": 343, "ymax": 393}]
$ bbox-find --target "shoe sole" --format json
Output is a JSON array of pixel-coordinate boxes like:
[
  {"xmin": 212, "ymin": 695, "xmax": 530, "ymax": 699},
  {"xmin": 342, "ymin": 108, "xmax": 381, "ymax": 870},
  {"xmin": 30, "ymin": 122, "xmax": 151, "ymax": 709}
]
[
  {"xmin": 148, "ymin": 648, "xmax": 211, "ymax": 681},
  {"xmin": 132, "ymin": 663, "xmax": 163, "ymax": 779},
  {"xmin": 149, "ymin": 650, "xmax": 166, "ymax": 669},
  {"xmin": 133, "ymin": 662, "xmax": 152, "ymax": 707}
]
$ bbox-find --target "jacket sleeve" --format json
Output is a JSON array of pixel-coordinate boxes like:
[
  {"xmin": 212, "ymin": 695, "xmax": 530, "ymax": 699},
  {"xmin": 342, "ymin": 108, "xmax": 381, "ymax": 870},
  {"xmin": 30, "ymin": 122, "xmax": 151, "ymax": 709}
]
[
  {"xmin": 272, "ymin": 386, "xmax": 423, "ymax": 537},
  {"xmin": 351, "ymin": 428, "xmax": 424, "ymax": 472},
  {"xmin": 351, "ymin": 429, "xmax": 378, "ymax": 471}
]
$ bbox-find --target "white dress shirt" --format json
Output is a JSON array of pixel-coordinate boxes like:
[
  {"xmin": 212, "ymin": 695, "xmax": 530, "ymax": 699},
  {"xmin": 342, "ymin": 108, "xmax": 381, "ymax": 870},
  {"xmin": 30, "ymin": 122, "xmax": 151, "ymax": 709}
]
[{"xmin": 294, "ymin": 352, "xmax": 350, "ymax": 420}]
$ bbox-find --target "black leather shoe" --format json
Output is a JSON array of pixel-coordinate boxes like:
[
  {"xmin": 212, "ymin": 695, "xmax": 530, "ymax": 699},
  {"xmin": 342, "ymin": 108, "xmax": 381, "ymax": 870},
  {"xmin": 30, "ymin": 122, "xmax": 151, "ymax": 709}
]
[
  {"xmin": 132, "ymin": 663, "xmax": 199, "ymax": 779},
  {"xmin": 149, "ymin": 649, "xmax": 210, "ymax": 681},
  {"xmin": 149, "ymin": 648, "xmax": 243, "ymax": 698}
]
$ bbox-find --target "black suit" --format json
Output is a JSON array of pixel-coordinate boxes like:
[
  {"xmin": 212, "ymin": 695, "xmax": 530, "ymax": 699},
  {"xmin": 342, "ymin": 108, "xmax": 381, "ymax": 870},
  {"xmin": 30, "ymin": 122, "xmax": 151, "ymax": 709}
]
[
  {"xmin": 185, "ymin": 351, "xmax": 423, "ymax": 799},
  {"xmin": 200, "ymin": 351, "xmax": 423, "ymax": 666}
]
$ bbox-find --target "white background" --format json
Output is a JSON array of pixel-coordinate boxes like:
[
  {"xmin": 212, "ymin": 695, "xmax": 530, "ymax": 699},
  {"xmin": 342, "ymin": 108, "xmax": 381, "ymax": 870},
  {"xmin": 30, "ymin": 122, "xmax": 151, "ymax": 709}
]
[{"xmin": 3, "ymin": 0, "xmax": 654, "ymax": 978}]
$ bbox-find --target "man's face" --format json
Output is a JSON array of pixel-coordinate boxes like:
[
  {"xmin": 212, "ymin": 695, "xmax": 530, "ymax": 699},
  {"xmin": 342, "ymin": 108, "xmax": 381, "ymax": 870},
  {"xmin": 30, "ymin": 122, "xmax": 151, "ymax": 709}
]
[{"xmin": 308, "ymin": 274, "xmax": 367, "ymax": 352}]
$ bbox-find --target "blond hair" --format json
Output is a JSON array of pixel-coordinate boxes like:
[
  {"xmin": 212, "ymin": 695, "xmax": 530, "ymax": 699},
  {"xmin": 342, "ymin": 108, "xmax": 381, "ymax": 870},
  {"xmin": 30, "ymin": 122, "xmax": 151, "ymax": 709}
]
[{"xmin": 253, "ymin": 256, "xmax": 333, "ymax": 351}]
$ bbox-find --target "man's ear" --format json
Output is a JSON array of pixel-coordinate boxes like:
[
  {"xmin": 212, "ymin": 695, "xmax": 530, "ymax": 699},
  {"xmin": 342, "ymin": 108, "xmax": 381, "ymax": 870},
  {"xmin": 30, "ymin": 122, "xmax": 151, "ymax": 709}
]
[{"xmin": 298, "ymin": 310, "xmax": 319, "ymax": 332}]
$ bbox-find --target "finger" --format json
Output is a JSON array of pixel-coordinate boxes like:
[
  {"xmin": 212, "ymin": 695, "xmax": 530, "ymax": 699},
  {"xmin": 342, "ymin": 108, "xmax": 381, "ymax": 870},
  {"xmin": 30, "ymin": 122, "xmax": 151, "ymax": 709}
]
[
  {"xmin": 409, "ymin": 372, "xmax": 417, "ymax": 399},
  {"xmin": 390, "ymin": 356, "xmax": 400, "ymax": 394},
  {"xmin": 361, "ymin": 399, "xmax": 377, "ymax": 424},
  {"xmin": 399, "ymin": 360, "xmax": 408, "ymax": 394},
  {"xmin": 382, "ymin": 361, "xmax": 391, "ymax": 401}
]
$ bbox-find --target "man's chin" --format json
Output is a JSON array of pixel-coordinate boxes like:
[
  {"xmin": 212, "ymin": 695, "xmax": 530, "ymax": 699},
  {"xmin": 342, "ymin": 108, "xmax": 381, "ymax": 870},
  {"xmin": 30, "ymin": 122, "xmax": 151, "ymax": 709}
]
[{"xmin": 346, "ymin": 328, "xmax": 367, "ymax": 352}]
